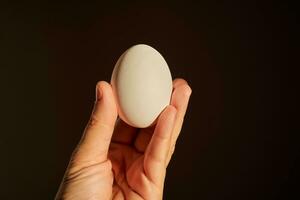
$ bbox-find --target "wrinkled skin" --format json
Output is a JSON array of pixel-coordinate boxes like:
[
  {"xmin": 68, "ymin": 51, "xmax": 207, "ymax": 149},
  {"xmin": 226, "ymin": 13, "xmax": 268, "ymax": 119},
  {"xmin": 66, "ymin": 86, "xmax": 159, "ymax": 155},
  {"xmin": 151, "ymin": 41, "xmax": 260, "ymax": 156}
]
[{"xmin": 56, "ymin": 79, "xmax": 191, "ymax": 200}]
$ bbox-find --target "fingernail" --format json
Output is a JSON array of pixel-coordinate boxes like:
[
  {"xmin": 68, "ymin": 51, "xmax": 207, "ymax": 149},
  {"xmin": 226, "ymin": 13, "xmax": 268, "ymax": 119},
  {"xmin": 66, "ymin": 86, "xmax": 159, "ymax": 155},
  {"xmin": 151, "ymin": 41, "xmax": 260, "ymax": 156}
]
[{"xmin": 96, "ymin": 85, "xmax": 103, "ymax": 101}]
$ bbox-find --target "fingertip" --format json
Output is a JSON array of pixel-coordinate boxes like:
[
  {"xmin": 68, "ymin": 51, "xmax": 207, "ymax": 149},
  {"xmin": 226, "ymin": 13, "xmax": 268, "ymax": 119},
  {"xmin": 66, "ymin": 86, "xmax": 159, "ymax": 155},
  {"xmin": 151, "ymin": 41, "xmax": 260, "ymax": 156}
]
[
  {"xmin": 173, "ymin": 78, "xmax": 192, "ymax": 96},
  {"xmin": 96, "ymin": 81, "xmax": 112, "ymax": 98},
  {"xmin": 94, "ymin": 80, "xmax": 118, "ymax": 120},
  {"xmin": 173, "ymin": 78, "xmax": 188, "ymax": 88},
  {"xmin": 96, "ymin": 81, "xmax": 116, "ymax": 102},
  {"xmin": 96, "ymin": 80, "xmax": 110, "ymax": 87},
  {"xmin": 171, "ymin": 84, "xmax": 191, "ymax": 106},
  {"xmin": 173, "ymin": 78, "xmax": 187, "ymax": 86}
]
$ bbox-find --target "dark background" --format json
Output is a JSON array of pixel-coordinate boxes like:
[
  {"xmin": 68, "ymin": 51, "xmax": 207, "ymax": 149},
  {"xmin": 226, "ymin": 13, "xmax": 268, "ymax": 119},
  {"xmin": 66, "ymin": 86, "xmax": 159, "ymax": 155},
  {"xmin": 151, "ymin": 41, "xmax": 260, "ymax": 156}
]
[{"xmin": 0, "ymin": 1, "xmax": 296, "ymax": 199}]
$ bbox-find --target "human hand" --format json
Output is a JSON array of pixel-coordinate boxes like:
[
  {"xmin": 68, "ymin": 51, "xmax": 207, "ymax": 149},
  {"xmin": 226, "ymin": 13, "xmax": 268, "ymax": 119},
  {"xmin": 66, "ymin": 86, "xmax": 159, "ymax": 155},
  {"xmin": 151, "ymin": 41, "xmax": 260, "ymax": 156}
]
[{"xmin": 55, "ymin": 78, "xmax": 192, "ymax": 200}]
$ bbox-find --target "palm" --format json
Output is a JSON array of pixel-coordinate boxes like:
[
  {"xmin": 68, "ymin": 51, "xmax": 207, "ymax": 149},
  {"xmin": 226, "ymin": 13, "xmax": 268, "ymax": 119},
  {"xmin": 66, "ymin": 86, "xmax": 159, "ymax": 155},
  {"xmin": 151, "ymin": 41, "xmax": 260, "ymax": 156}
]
[
  {"xmin": 109, "ymin": 121, "xmax": 157, "ymax": 199},
  {"xmin": 109, "ymin": 143, "xmax": 144, "ymax": 199}
]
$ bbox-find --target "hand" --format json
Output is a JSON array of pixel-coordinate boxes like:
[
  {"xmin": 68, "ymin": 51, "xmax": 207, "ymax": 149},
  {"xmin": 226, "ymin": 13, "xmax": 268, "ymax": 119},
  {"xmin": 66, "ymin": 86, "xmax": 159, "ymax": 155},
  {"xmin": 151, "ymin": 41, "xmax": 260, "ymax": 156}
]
[{"xmin": 55, "ymin": 78, "xmax": 192, "ymax": 200}]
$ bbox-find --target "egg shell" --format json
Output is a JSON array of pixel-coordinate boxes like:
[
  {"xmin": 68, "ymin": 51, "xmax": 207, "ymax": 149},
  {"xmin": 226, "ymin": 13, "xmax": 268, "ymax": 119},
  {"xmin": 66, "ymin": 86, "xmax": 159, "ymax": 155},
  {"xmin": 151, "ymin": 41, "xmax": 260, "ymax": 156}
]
[{"xmin": 111, "ymin": 44, "xmax": 173, "ymax": 128}]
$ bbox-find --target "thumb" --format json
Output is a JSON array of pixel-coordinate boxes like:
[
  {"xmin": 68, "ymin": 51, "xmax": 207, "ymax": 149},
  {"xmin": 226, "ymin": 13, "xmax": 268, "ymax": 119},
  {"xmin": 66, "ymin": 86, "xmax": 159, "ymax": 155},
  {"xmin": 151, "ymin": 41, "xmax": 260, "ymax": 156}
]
[{"xmin": 70, "ymin": 81, "xmax": 118, "ymax": 172}]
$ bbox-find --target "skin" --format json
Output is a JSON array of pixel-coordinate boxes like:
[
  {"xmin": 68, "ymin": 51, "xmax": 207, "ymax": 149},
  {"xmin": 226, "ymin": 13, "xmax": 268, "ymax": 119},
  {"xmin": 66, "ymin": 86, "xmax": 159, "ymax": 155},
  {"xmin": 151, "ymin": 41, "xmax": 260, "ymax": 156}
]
[{"xmin": 55, "ymin": 78, "xmax": 192, "ymax": 200}]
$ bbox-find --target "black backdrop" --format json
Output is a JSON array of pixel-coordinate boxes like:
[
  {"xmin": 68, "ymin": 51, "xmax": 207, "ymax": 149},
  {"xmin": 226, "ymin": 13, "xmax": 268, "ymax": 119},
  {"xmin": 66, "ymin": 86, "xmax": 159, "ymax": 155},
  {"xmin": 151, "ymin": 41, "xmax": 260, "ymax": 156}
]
[{"xmin": 0, "ymin": 1, "xmax": 295, "ymax": 199}]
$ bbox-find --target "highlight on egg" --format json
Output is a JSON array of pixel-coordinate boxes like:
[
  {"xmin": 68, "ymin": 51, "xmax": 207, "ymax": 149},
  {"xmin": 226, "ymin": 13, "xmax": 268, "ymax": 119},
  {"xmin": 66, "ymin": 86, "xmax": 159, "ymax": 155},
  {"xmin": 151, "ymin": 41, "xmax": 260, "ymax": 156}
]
[{"xmin": 111, "ymin": 44, "xmax": 173, "ymax": 128}]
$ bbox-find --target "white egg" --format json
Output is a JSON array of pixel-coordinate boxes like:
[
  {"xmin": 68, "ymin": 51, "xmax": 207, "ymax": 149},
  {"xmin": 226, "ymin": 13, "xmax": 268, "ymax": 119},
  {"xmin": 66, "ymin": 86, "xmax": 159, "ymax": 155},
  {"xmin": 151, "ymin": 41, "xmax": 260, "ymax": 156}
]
[{"xmin": 111, "ymin": 44, "xmax": 173, "ymax": 128}]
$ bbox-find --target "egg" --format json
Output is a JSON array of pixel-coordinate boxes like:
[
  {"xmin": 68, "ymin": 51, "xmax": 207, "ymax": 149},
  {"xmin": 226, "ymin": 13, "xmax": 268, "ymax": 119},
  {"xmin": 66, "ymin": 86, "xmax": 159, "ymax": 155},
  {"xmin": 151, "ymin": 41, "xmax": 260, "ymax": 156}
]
[{"xmin": 111, "ymin": 44, "xmax": 173, "ymax": 128}]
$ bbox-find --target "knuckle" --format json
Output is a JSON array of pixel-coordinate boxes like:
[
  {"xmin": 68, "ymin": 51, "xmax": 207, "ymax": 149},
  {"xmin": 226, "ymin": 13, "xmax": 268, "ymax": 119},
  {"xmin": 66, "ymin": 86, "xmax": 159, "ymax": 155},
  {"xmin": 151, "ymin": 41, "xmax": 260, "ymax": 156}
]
[
  {"xmin": 88, "ymin": 115, "xmax": 99, "ymax": 127},
  {"xmin": 87, "ymin": 115, "xmax": 110, "ymax": 130}
]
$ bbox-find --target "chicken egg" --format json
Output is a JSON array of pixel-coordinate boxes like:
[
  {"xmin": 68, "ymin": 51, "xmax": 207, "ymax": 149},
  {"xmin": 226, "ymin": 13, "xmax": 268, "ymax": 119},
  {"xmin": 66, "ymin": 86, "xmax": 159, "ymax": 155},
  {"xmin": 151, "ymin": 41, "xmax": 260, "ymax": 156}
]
[{"xmin": 111, "ymin": 44, "xmax": 173, "ymax": 128}]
